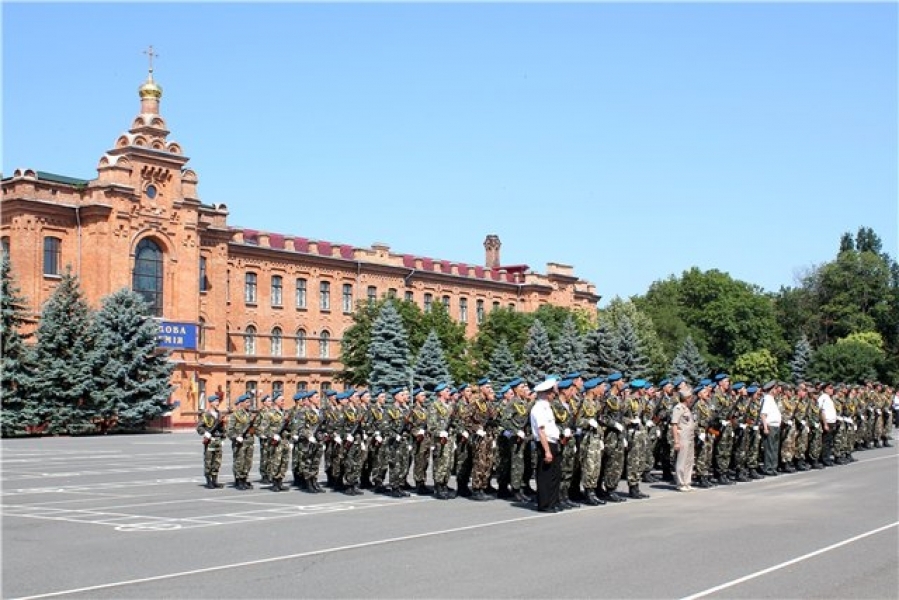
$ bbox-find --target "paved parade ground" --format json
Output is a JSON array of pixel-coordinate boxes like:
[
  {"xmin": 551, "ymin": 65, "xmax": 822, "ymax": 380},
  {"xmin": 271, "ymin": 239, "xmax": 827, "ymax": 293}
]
[{"xmin": 2, "ymin": 431, "xmax": 897, "ymax": 599}]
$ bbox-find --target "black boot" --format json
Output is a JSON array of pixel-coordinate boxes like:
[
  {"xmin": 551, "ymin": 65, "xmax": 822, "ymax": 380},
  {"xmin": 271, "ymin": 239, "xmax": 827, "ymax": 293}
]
[
  {"xmin": 457, "ymin": 482, "xmax": 472, "ymax": 498},
  {"xmin": 211, "ymin": 475, "xmax": 224, "ymax": 489},
  {"xmin": 628, "ymin": 484, "xmax": 648, "ymax": 499},
  {"xmin": 415, "ymin": 482, "xmax": 433, "ymax": 496},
  {"xmin": 584, "ymin": 490, "xmax": 604, "ymax": 506},
  {"xmin": 433, "ymin": 484, "xmax": 448, "ymax": 500},
  {"xmin": 234, "ymin": 477, "xmax": 245, "ymax": 490},
  {"xmin": 470, "ymin": 489, "xmax": 489, "ymax": 501},
  {"xmin": 513, "ymin": 489, "xmax": 530, "ymax": 503},
  {"xmin": 497, "ymin": 484, "xmax": 513, "ymax": 499},
  {"xmin": 344, "ymin": 484, "xmax": 363, "ymax": 496},
  {"xmin": 205, "ymin": 476, "xmax": 216, "ymax": 489},
  {"xmin": 696, "ymin": 476, "xmax": 712, "ymax": 489},
  {"xmin": 736, "ymin": 470, "xmax": 751, "ymax": 483}
]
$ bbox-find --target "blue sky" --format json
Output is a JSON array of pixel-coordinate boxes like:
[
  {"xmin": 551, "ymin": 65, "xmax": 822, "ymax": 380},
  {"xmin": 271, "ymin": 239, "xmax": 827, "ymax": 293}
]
[{"xmin": 4, "ymin": 2, "xmax": 897, "ymax": 305}]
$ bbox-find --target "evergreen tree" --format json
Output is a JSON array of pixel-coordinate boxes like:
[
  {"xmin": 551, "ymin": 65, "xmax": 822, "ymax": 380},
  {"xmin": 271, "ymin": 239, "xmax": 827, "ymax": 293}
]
[
  {"xmin": 90, "ymin": 289, "xmax": 174, "ymax": 431},
  {"xmin": 615, "ymin": 314, "xmax": 649, "ymax": 379},
  {"xmin": 584, "ymin": 321, "xmax": 620, "ymax": 378},
  {"xmin": 30, "ymin": 268, "xmax": 96, "ymax": 434},
  {"xmin": 487, "ymin": 337, "xmax": 519, "ymax": 386},
  {"xmin": 367, "ymin": 301, "xmax": 413, "ymax": 392},
  {"xmin": 790, "ymin": 335, "xmax": 812, "ymax": 383},
  {"xmin": 553, "ymin": 314, "xmax": 588, "ymax": 375},
  {"xmin": 670, "ymin": 335, "xmax": 709, "ymax": 385},
  {"xmin": 1, "ymin": 253, "xmax": 35, "ymax": 436},
  {"xmin": 413, "ymin": 329, "xmax": 452, "ymax": 390},
  {"xmin": 521, "ymin": 319, "xmax": 555, "ymax": 386}
]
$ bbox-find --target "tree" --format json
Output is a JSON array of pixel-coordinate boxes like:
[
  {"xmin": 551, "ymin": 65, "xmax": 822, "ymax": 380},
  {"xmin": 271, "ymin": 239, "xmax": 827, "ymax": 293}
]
[
  {"xmin": 733, "ymin": 349, "xmax": 779, "ymax": 384},
  {"xmin": 470, "ymin": 307, "xmax": 530, "ymax": 374},
  {"xmin": 418, "ymin": 301, "xmax": 472, "ymax": 385},
  {"xmin": 601, "ymin": 297, "xmax": 669, "ymax": 379},
  {"xmin": 614, "ymin": 314, "xmax": 649, "ymax": 379},
  {"xmin": 553, "ymin": 314, "xmax": 588, "ymax": 375},
  {"xmin": 1, "ymin": 253, "xmax": 35, "ymax": 436},
  {"xmin": 521, "ymin": 319, "xmax": 555, "ymax": 386},
  {"xmin": 487, "ymin": 337, "xmax": 519, "ymax": 386},
  {"xmin": 670, "ymin": 336, "xmax": 709, "ymax": 384},
  {"xmin": 807, "ymin": 341, "xmax": 882, "ymax": 384},
  {"xmin": 790, "ymin": 335, "xmax": 812, "ymax": 383},
  {"xmin": 413, "ymin": 329, "xmax": 452, "ymax": 390},
  {"xmin": 584, "ymin": 321, "xmax": 620, "ymax": 378},
  {"xmin": 90, "ymin": 289, "xmax": 174, "ymax": 431},
  {"xmin": 30, "ymin": 268, "xmax": 96, "ymax": 434},
  {"xmin": 367, "ymin": 302, "xmax": 413, "ymax": 392}
]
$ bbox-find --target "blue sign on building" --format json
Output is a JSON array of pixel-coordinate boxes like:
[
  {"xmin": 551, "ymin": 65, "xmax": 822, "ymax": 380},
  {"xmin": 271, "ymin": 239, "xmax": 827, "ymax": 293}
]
[{"xmin": 157, "ymin": 321, "xmax": 198, "ymax": 350}]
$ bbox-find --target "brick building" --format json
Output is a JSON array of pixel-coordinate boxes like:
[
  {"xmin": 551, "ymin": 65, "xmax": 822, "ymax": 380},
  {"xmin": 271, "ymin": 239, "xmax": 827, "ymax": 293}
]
[{"xmin": 2, "ymin": 68, "xmax": 600, "ymax": 426}]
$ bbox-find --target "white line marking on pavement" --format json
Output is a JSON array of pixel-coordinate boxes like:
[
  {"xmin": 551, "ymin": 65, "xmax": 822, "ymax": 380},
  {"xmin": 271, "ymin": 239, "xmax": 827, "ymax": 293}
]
[
  {"xmin": 680, "ymin": 520, "xmax": 899, "ymax": 600},
  {"xmin": 12, "ymin": 512, "xmax": 552, "ymax": 599}
]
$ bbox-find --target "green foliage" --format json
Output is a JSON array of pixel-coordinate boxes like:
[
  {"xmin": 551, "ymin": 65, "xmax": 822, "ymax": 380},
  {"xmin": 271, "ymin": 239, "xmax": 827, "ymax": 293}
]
[
  {"xmin": 584, "ymin": 321, "xmax": 619, "ymax": 378},
  {"xmin": 90, "ymin": 289, "xmax": 174, "ymax": 431},
  {"xmin": 601, "ymin": 297, "xmax": 668, "ymax": 379},
  {"xmin": 469, "ymin": 307, "xmax": 530, "ymax": 375},
  {"xmin": 30, "ymin": 268, "xmax": 96, "ymax": 435},
  {"xmin": 613, "ymin": 313, "xmax": 649, "ymax": 379},
  {"xmin": 413, "ymin": 329, "xmax": 452, "ymax": 390},
  {"xmin": 1, "ymin": 253, "xmax": 35, "ymax": 436},
  {"xmin": 670, "ymin": 336, "xmax": 709, "ymax": 384},
  {"xmin": 487, "ymin": 337, "xmax": 519, "ymax": 386},
  {"xmin": 807, "ymin": 340, "xmax": 883, "ymax": 384},
  {"xmin": 339, "ymin": 297, "xmax": 422, "ymax": 386},
  {"xmin": 733, "ymin": 349, "xmax": 779, "ymax": 384},
  {"xmin": 367, "ymin": 302, "xmax": 413, "ymax": 392},
  {"xmin": 418, "ymin": 301, "xmax": 473, "ymax": 385},
  {"xmin": 837, "ymin": 331, "xmax": 884, "ymax": 351},
  {"xmin": 521, "ymin": 319, "xmax": 554, "ymax": 386},
  {"xmin": 553, "ymin": 314, "xmax": 588, "ymax": 375},
  {"xmin": 790, "ymin": 335, "xmax": 812, "ymax": 383}
]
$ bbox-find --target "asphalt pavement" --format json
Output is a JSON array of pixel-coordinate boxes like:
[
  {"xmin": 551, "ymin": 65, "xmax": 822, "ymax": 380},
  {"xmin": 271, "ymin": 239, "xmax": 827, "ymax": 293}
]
[{"xmin": 2, "ymin": 430, "xmax": 897, "ymax": 599}]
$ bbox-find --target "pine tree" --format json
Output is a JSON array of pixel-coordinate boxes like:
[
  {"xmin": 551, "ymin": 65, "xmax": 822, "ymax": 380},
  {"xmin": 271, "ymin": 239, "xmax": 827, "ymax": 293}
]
[
  {"xmin": 413, "ymin": 329, "xmax": 452, "ymax": 390},
  {"xmin": 615, "ymin": 314, "xmax": 649, "ymax": 379},
  {"xmin": 670, "ymin": 335, "xmax": 709, "ymax": 385},
  {"xmin": 1, "ymin": 253, "xmax": 35, "ymax": 436},
  {"xmin": 521, "ymin": 319, "xmax": 555, "ymax": 386},
  {"xmin": 790, "ymin": 334, "xmax": 812, "ymax": 383},
  {"xmin": 487, "ymin": 337, "xmax": 519, "ymax": 386},
  {"xmin": 584, "ymin": 321, "xmax": 620, "ymax": 378},
  {"xmin": 367, "ymin": 302, "xmax": 413, "ymax": 392},
  {"xmin": 90, "ymin": 289, "xmax": 174, "ymax": 431},
  {"xmin": 553, "ymin": 314, "xmax": 588, "ymax": 375},
  {"xmin": 30, "ymin": 268, "xmax": 96, "ymax": 434}
]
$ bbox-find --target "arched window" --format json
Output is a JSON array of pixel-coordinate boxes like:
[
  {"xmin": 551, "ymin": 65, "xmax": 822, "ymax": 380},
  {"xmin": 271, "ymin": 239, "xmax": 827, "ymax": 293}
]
[
  {"xmin": 271, "ymin": 327, "xmax": 283, "ymax": 356},
  {"xmin": 320, "ymin": 330, "xmax": 331, "ymax": 359},
  {"xmin": 133, "ymin": 238, "xmax": 164, "ymax": 316},
  {"xmin": 296, "ymin": 328, "xmax": 307, "ymax": 358},
  {"xmin": 244, "ymin": 325, "xmax": 257, "ymax": 355}
]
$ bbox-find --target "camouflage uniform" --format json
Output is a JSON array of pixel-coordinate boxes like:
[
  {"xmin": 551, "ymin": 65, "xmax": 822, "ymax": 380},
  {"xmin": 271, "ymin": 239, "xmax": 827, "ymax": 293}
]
[
  {"xmin": 746, "ymin": 393, "xmax": 765, "ymax": 476},
  {"xmin": 408, "ymin": 398, "xmax": 431, "ymax": 493},
  {"xmin": 599, "ymin": 391, "xmax": 628, "ymax": 500},
  {"xmin": 806, "ymin": 391, "xmax": 823, "ymax": 468},
  {"xmin": 385, "ymin": 395, "xmax": 412, "ymax": 496},
  {"xmin": 793, "ymin": 393, "xmax": 811, "ymax": 470},
  {"xmin": 364, "ymin": 400, "xmax": 390, "ymax": 490},
  {"xmin": 468, "ymin": 394, "xmax": 496, "ymax": 499},
  {"xmin": 341, "ymin": 402, "xmax": 365, "ymax": 494},
  {"xmin": 256, "ymin": 401, "xmax": 275, "ymax": 483},
  {"xmin": 622, "ymin": 390, "xmax": 649, "ymax": 498},
  {"xmin": 500, "ymin": 392, "xmax": 532, "ymax": 501},
  {"xmin": 428, "ymin": 391, "xmax": 455, "ymax": 499},
  {"xmin": 552, "ymin": 393, "xmax": 579, "ymax": 505},
  {"xmin": 296, "ymin": 399, "xmax": 325, "ymax": 492},
  {"xmin": 575, "ymin": 390, "xmax": 604, "ymax": 505},
  {"xmin": 711, "ymin": 389, "xmax": 736, "ymax": 483},
  {"xmin": 226, "ymin": 398, "xmax": 257, "ymax": 489},
  {"xmin": 196, "ymin": 400, "xmax": 225, "ymax": 488},
  {"xmin": 452, "ymin": 395, "xmax": 474, "ymax": 496},
  {"xmin": 265, "ymin": 402, "xmax": 291, "ymax": 490},
  {"xmin": 693, "ymin": 392, "xmax": 715, "ymax": 487}
]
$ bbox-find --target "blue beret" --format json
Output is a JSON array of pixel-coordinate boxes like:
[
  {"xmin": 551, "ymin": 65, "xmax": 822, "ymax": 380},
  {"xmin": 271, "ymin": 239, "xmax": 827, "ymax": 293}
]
[
  {"xmin": 273, "ymin": 392, "xmax": 283, "ymax": 400},
  {"xmin": 693, "ymin": 385, "xmax": 703, "ymax": 393},
  {"xmin": 325, "ymin": 390, "xmax": 337, "ymax": 397},
  {"xmin": 507, "ymin": 378, "xmax": 524, "ymax": 388},
  {"xmin": 630, "ymin": 379, "xmax": 646, "ymax": 389},
  {"xmin": 732, "ymin": 382, "xmax": 745, "ymax": 391},
  {"xmin": 584, "ymin": 377, "xmax": 601, "ymax": 391},
  {"xmin": 260, "ymin": 394, "xmax": 271, "ymax": 402},
  {"xmin": 412, "ymin": 387, "xmax": 424, "ymax": 396},
  {"xmin": 457, "ymin": 383, "xmax": 469, "ymax": 392},
  {"xmin": 449, "ymin": 387, "xmax": 458, "ymax": 394},
  {"xmin": 434, "ymin": 383, "xmax": 448, "ymax": 393},
  {"xmin": 700, "ymin": 378, "xmax": 712, "ymax": 386},
  {"xmin": 557, "ymin": 379, "xmax": 573, "ymax": 390},
  {"xmin": 477, "ymin": 377, "xmax": 491, "ymax": 386},
  {"xmin": 607, "ymin": 373, "xmax": 622, "ymax": 383},
  {"xmin": 389, "ymin": 387, "xmax": 406, "ymax": 396},
  {"xmin": 498, "ymin": 384, "xmax": 511, "ymax": 395},
  {"xmin": 207, "ymin": 394, "xmax": 221, "ymax": 403},
  {"xmin": 565, "ymin": 372, "xmax": 582, "ymax": 380},
  {"xmin": 358, "ymin": 389, "xmax": 370, "ymax": 397},
  {"xmin": 645, "ymin": 381, "xmax": 655, "ymax": 388},
  {"xmin": 372, "ymin": 389, "xmax": 383, "ymax": 397},
  {"xmin": 658, "ymin": 379, "xmax": 670, "ymax": 387},
  {"xmin": 235, "ymin": 394, "xmax": 248, "ymax": 403},
  {"xmin": 715, "ymin": 373, "xmax": 729, "ymax": 382},
  {"xmin": 292, "ymin": 392, "xmax": 305, "ymax": 401},
  {"xmin": 672, "ymin": 376, "xmax": 686, "ymax": 387},
  {"xmin": 746, "ymin": 385, "xmax": 759, "ymax": 394}
]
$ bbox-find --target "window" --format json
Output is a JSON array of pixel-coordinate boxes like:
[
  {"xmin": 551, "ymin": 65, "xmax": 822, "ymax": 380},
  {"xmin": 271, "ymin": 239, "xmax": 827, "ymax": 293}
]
[
  {"xmin": 132, "ymin": 238, "xmax": 163, "ymax": 316},
  {"xmin": 442, "ymin": 295, "xmax": 450, "ymax": 308},
  {"xmin": 244, "ymin": 325, "xmax": 257, "ymax": 355},
  {"xmin": 245, "ymin": 273, "xmax": 257, "ymax": 304},
  {"xmin": 424, "ymin": 293, "xmax": 433, "ymax": 313},
  {"xmin": 405, "ymin": 291, "xmax": 414, "ymax": 302},
  {"xmin": 476, "ymin": 299, "xmax": 485, "ymax": 324},
  {"xmin": 387, "ymin": 288, "xmax": 397, "ymax": 298},
  {"xmin": 1, "ymin": 236, "xmax": 10, "ymax": 257},
  {"xmin": 509, "ymin": 302, "xmax": 516, "ymax": 311},
  {"xmin": 321, "ymin": 381, "xmax": 332, "ymax": 392},
  {"xmin": 199, "ymin": 256, "xmax": 208, "ymax": 292},
  {"xmin": 271, "ymin": 276, "xmax": 283, "ymax": 307},
  {"xmin": 342, "ymin": 284, "xmax": 354, "ymax": 313},
  {"xmin": 320, "ymin": 281, "xmax": 331, "ymax": 311},
  {"xmin": 198, "ymin": 317, "xmax": 206, "ymax": 350},
  {"xmin": 271, "ymin": 327, "xmax": 283, "ymax": 356},
  {"xmin": 367, "ymin": 286, "xmax": 377, "ymax": 302},
  {"xmin": 272, "ymin": 381, "xmax": 284, "ymax": 398},
  {"xmin": 246, "ymin": 381, "xmax": 257, "ymax": 396},
  {"xmin": 460, "ymin": 298, "xmax": 468, "ymax": 323},
  {"xmin": 43, "ymin": 236, "xmax": 62, "ymax": 276},
  {"xmin": 296, "ymin": 328, "xmax": 307, "ymax": 358},
  {"xmin": 198, "ymin": 379, "xmax": 207, "ymax": 409},
  {"xmin": 493, "ymin": 301, "xmax": 500, "ymax": 312},
  {"xmin": 296, "ymin": 278, "xmax": 307, "ymax": 309},
  {"xmin": 296, "ymin": 381, "xmax": 308, "ymax": 392},
  {"xmin": 320, "ymin": 330, "xmax": 331, "ymax": 358}
]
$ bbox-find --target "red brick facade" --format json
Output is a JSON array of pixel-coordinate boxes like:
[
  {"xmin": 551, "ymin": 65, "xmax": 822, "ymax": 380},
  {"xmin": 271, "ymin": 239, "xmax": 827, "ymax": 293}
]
[{"xmin": 2, "ymin": 71, "xmax": 600, "ymax": 426}]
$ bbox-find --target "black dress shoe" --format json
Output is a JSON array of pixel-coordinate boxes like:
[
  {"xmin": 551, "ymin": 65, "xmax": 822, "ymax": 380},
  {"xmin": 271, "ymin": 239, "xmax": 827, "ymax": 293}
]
[{"xmin": 537, "ymin": 506, "xmax": 561, "ymax": 513}]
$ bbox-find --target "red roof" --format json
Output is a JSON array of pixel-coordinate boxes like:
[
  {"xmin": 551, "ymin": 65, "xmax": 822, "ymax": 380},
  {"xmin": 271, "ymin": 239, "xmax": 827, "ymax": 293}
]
[
  {"xmin": 402, "ymin": 254, "xmax": 416, "ymax": 268},
  {"xmin": 317, "ymin": 241, "xmax": 332, "ymax": 256},
  {"xmin": 294, "ymin": 237, "xmax": 309, "ymax": 252},
  {"xmin": 421, "ymin": 258, "xmax": 434, "ymax": 271},
  {"xmin": 269, "ymin": 234, "xmax": 285, "ymax": 250},
  {"xmin": 340, "ymin": 244, "xmax": 354, "ymax": 259}
]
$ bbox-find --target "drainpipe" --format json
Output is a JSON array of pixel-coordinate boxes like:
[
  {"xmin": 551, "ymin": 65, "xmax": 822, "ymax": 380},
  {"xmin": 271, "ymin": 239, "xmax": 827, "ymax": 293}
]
[{"xmin": 75, "ymin": 205, "xmax": 82, "ymax": 277}]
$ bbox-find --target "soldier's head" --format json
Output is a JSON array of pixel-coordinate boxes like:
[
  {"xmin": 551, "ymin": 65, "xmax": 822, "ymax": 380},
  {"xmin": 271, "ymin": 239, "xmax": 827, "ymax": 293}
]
[
  {"xmin": 477, "ymin": 377, "xmax": 494, "ymax": 399},
  {"xmin": 715, "ymin": 373, "xmax": 730, "ymax": 392},
  {"xmin": 261, "ymin": 394, "xmax": 273, "ymax": 406},
  {"xmin": 584, "ymin": 377, "xmax": 601, "ymax": 398},
  {"xmin": 508, "ymin": 378, "xmax": 528, "ymax": 400},
  {"xmin": 458, "ymin": 383, "xmax": 473, "ymax": 401},
  {"xmin": 557, "ymin": 378, "xmax": 576, "ymax": 400},
  {"xmin": 274, "ymin": 393, "xmax": 285, "ymax": 408},
  {"xmin": 391, "ymin": 387, "xmax": 409, "ymax": 405},
  {"xmin": 659, "ymin": 379, "xmax": 673, "ymax": 394},
  {"xmin": 412, "ymin": 388, "xmax": 426, "ymax": 404},
  {"xmin": 500, "ymin": 384, "xmax": 513, "ymax": 402},
  {"xmin": 607, "ymin": 372, "xmax": 624, "ymax": 393},
  {"xmin": 434, "ymin": 382, "xmax": 451, "ymax": 403},
  {"xmin": 359, "ymin": 389, "xmax": 371, "ymax": 405},
  {"xmin": 566, "ymin": 372, "xmax": 584, "ymax": 391}
]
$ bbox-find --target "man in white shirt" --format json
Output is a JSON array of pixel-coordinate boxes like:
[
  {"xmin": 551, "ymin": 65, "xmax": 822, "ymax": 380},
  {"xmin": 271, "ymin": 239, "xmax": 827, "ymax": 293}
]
[
  {"xmin": 530, "ymin": 378, "xmax": 562, "ymax": 513},
  {"xmin": 817, "ymin": 383, "xmax": 837, "ymax": 466},
  {"xmin": 760, "ymin": 381, "xmax": 782, "ymax": 476}
]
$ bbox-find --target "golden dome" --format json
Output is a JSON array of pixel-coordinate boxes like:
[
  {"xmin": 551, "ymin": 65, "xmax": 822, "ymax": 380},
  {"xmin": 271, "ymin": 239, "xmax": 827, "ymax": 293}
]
[{"xmin": 138, "ymin": 72, "xmax": 163, "ymax": 100}]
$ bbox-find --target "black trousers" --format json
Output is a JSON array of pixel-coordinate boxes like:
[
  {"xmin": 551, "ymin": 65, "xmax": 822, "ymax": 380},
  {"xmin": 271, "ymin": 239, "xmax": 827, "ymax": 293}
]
[
  {"xmin": 536, "ymin": 441, "xmax": 561, "ymax": 511},
  {"xmin": 822, "ymin": 424, "xmax": 836, "ymax": 464}
]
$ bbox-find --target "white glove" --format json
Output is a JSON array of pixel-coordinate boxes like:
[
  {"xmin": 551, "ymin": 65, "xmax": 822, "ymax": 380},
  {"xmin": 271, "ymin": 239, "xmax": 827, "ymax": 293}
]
[
  {"xmin": 439, "ymin": 431, "xmax": 448, "ymax": 439},
  {"xmin": 752, "ymin": 425, "xmax": 759, "ymax": 431},
  {"xmin": 631, "ymin": 418, "xmax": 641, "ymax": 425},
  {"xmin": 273, "ymin": 434, "xmax": 281, "ymax": 442},
  {"xmin": 491, "ymin": 440, "xmax": 497, "ymax": 449},
  {"xmin": 476, "ymin": 428, "xmax": 486, "ymax": 437},
  {"xmin": 203, "ymin": 432, "xmax": 212, "ymax": 439},
  {"xmin": 646, "ymin": 420, "xmax": 655, "ymax": 428},
  {"xmin": 588, "ymin": 418, "xmax": 599, "ymax": 430},
  {"xmin": 721, "ymin": 420, "xmax": 728, "ymax": 427},
  {"xmin": 361, "ymin": 443, "xmax": 367, "ymax": 451},
  {"xmin": 346, "ymin": 434, "xmax": 354, "ymax": 443},
  {"xmin": 416, "ymin": 428, "xmax": 426, "ymax": 437},
  {"xmin": 622, "ymin": 438, "xmax": 628, "ymax": 449},
  {"xmin": 291, "ymin": 435, "xmax": 299, "ymax": 442},
  {"xmin": 288, "ymin": 443, "xmax": 294, "ymax": 450},
  {"xmin": 334, "ymin": 435, "xmax": 342, "ymax": 444},
  {"xmin": 655, "ymin": 428, "xmax": 661, "ymax": 438},
  {"xmin": 699, "ymin": 432, "xmax": 706, "ymax": 442},
  {"xmin": 614, "ymin": 422, "xmax": 624, "ymax": 432},
  {"xmin": 563, "ymin": 428, "xmax": 572, "ymax": 438},
  {"xmin": 516, "ymin": 430, "xmax": 526, "ymax": 439},
  {"xmin": 236, "ymin": 436, "xmax": 243, "ymax": 443},
  {"xmin": 374, "ymin": 431, "xmax": 381, "ymax": 437},
  {"xmin": 308, "ymin": 435, "xmax": 316, "ymax": 444},
  {"xmin": 407, "ymin": 445, "xmax": 413, "ymax": 452},
  {"xmin": 375, "ymin": 435, "xmax": 383, "ymax": 444},
  {"xmin": 396, "ymin": 434, "xmax": 402, "ymax": 441},
  {"xmin": 461, "ymin": 431, "xmax": 470, "ymax": 440},
  {"xmin": 599, "ymin": 440, "xmax": 605, "ymax": 451},
  {"xmin": 739, "ymin": 424, "xmax": 746, "ymax": 430}
]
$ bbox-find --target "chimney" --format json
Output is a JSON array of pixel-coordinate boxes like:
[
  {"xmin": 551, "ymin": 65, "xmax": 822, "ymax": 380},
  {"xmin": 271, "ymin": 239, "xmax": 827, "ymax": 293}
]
[{"xmin": 484, "ymin": 234, "xmax": 501, "ymax": 268}]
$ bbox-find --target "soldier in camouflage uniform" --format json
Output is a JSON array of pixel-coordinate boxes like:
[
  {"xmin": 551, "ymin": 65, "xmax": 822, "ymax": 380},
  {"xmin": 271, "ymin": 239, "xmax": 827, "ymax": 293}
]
[
  {"xmin": 778, "ymin": 386, "xmax": 798, "ymax": 473},
  {"xmin": 196, "ymin": 394, "xmax": 226, "ymax": 489},
  {"xmin": 323, "ymin": 390, "xmax": 346, "ymax": 489},
  {"xmin": 408, "ymin": 388, "xmax": 432, "ymax": 496},
  {"xmin": 693, "ymin": 383, "xmax": 716, "ymax": 488},
  {"xmin": 386, "ymin": 387, "xmax": 413, "ymax": 497},
  {"xmin": 805, "ymin": 384, "xmax": 824, "ymax": 469},
  {"xmin": 256, "ymin": 394, "xmax": 274, "ymax": 483},
  {"xmin": 364, "ymin": 390, "xmax": 389, "ymax": 492},
  {"xmin": 641, "ymin": 382, "xmax": 662, "ymax": 483},
  {"xmin": 711, "ymin": 374, "xmax": 736, "ymax": 485},
  {"xmin": 298, "ymin": 390, "xmax": 325, "ymax": 493},
  {"xmin": 743, "ymin": 384, "xmax": 765, "ymax": 478},
  {"xmin": 500, "ymin": 378, "xmax": 533, "ymax": 503},
  {"xmin": 340, "ymin": 389, "xmax": 366, "ymax": 495},
  {"xmin": 468, "ymin": 378, "xmax": 497, "ymax": 501},
  {"xmin": 265, "ymin": 393, "xmax": 291, "ymax": 491},
  {"xmin": 553, "ymin": 379, "xmax": 580, "ymax": 508},
  {"xmin": 494, "ymin": 383, "xmax": 515, "ymax": 498},
  {"xmin": 289, "ymin": 392, "xmax": 308, "ymax": 487},
  {"xmin": 653, "ymin": 379, "xmax": 676, "ymax": 482},
  {"xmin": 227, "ymin": 394, "xmax": 257, "ymax": 490},
  {"xmin": 428, "ymin": 383, "xmax": 456, "ymax": 499},
  {"xmin": 622, "ymin": 379, "xmax": 650, "ymax": 499},
  {"xmin": 599, "ymin": 373, "xmax": 628, "ymax": 502},
  {"xmin": 576, "ymin": 377, "xmax": 605, "ymax": 506},
  {"xmin": 792, "ymin": 385, "xmax": 812, "ymax": 471},
  {"xmin": 728, "ymin": 383, "xmax": 752, "ymax": 482},
  {"xmin": 452, "ymin": 384, "xmax": 475, "ymax": 497}
]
